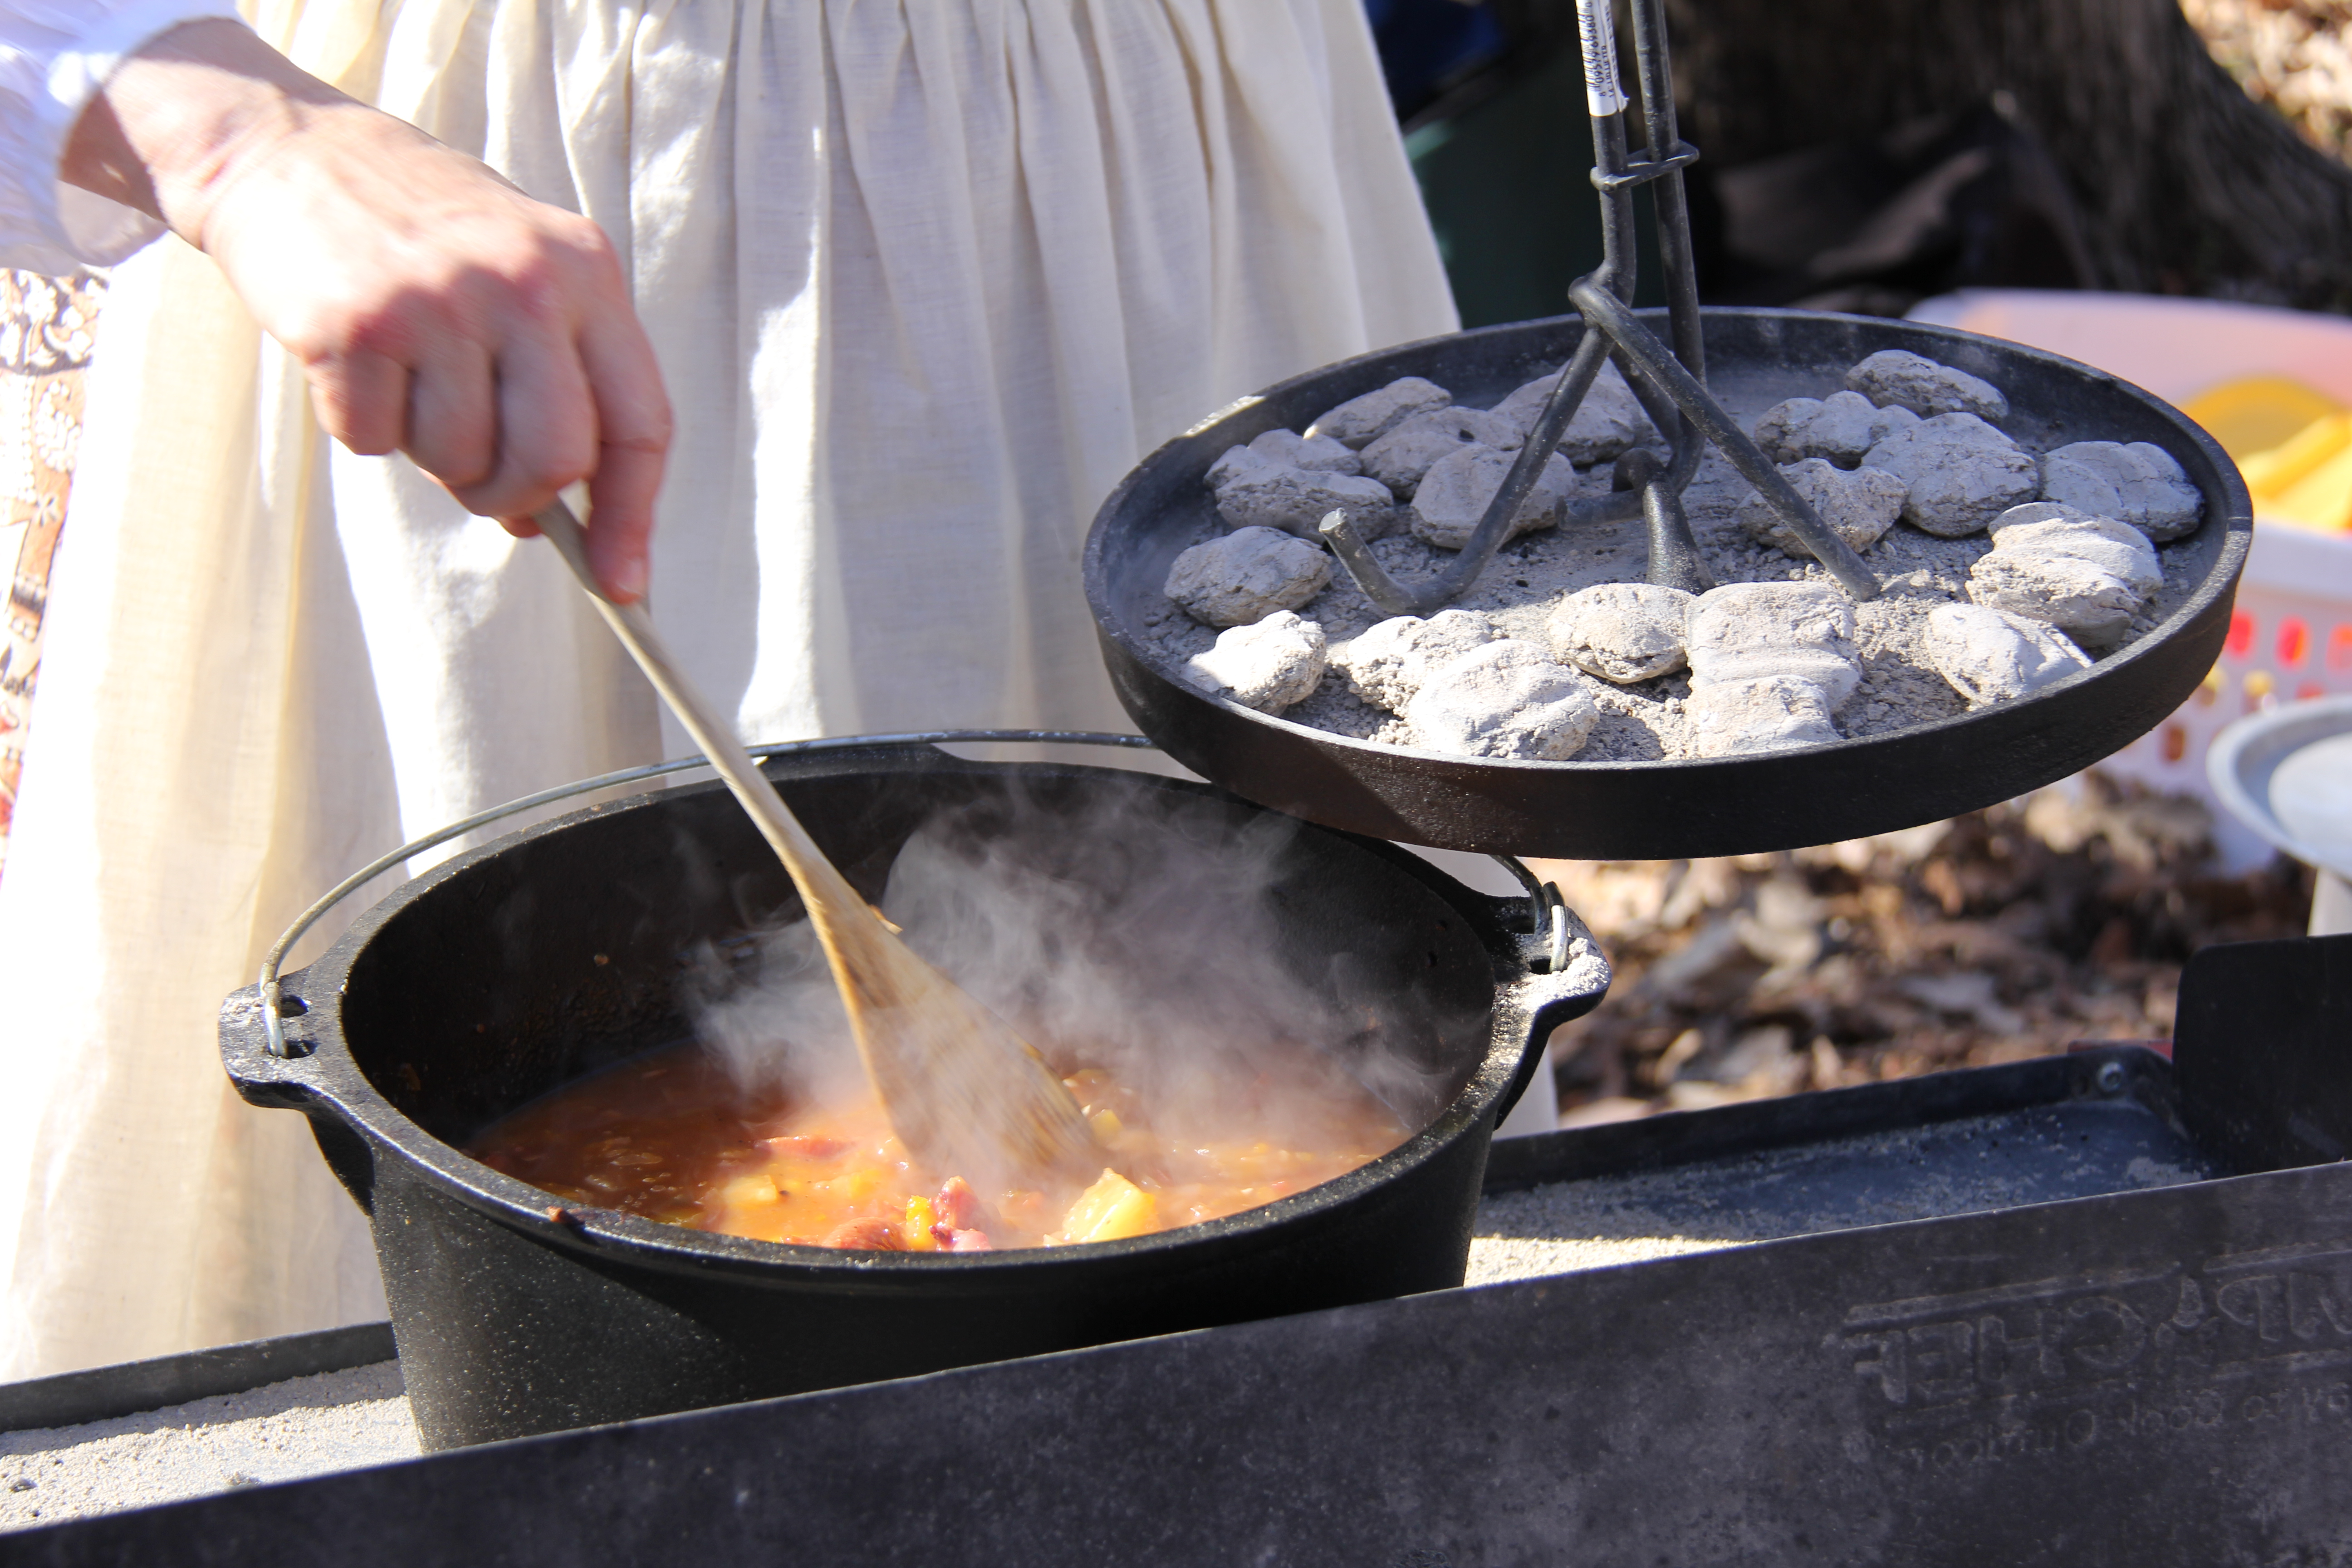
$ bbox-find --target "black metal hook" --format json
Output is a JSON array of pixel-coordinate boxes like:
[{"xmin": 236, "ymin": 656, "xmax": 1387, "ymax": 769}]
[{"xmin": 1320, "ymin": 0, "xmax": 1881, "ymax": 617}]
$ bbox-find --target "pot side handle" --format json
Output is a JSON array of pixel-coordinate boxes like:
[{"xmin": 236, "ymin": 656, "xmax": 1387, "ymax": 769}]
[
  {"xmin": 220, "ymin": 977, "xmax": 333, "ymax": 1111},
  {"xmin": 220, "ymin": 976, "xmax": 382, "ymax": 1215},
  {"xmin": 1482, "ymin": 890, "xmax": 1613, "ymax": 1126}
]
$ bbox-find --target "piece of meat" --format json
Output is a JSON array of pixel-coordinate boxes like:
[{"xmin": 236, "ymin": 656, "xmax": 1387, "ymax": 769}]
[
  {"xmin": 822, "ymin": 1217, "xmax": 906, "ymax": 1250},
  {"xmin": 762, "ymin": 1135, "xmax": 848, "ymax": 1159},
  {"xmin": 936, "ymin": 1176, "xmax": 984, "ymax": 1230},
  {"xmin": 932, "ymin": 1227, "xmax": 994, "ymax": 1252}
]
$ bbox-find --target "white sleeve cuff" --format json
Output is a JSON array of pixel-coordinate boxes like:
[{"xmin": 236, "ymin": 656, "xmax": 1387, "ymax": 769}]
[{"xmin": 0, "ymin": 0, "xmax": 249, "ymax": 272}]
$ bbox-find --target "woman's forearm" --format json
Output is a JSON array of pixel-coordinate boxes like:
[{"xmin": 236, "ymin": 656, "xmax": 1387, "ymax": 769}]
[
  {"xmin": 59, "ymin": 17, "xmax": 336, "ymax": 245},
  {"xmin": 58, "ymin": 17, "xmax": 670, "ymax": 602}
]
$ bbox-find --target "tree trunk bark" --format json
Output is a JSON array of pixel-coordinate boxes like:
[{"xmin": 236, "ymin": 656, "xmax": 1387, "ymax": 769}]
[{"xmin": 1662, "ymin": 0, "xmax": 2352, "ymax": 310}]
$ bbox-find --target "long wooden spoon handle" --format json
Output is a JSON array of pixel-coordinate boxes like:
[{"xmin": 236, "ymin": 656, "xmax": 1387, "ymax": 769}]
[
  {"xmin": 534, "ymin": 501, "xmax": 1095, "ymax": 1177},
  {"xmin": 530, "ymin": 501, "xmax": 865, "ymax": 920}
]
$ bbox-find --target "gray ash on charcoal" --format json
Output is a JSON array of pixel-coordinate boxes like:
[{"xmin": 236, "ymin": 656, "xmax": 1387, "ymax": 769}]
[{"xmin": 1137, "ymin": 352, "xmax": 2208, "ymax": 764}]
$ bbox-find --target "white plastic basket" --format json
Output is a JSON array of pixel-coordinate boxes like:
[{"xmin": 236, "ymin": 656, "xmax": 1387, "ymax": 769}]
[{"xmin": 1907, "ymin": 290, "xmax": 2352, "ymax": 870}]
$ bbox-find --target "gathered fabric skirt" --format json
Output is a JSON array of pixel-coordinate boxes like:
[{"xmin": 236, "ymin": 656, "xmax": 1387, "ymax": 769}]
[{"xmin": 0, "ymin": 0, "xmax": 1455, "ymax": 1375}]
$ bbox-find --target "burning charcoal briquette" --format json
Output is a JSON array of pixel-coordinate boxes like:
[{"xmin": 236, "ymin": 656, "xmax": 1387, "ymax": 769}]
[
  {"xmin": 1215, "ymin": 465, "xmax": 1400, "ymax": 542},
  {"xmin": 1204, "ymin": 431, "xmax": 1356, "ymax": 493},
  {"xmin": 1409, "ymin": 444, "xmax": 1576, "ymax": 550},
  {"xmin": 1183, "ymin": 610, "xmax": 1328, "ymax": 713},
  {"xmin": 1163, "ymin": 526, "xmax": 1332, "ymax": 628},
  {"xmin": 1861, "ymin": 413, "xmax": 2040, "ymax": 538},
  {"xmin": 1547, "ymin": 582, "xmax": 1693, "ymax": 684},
  {"xmin": 1245, "ymin": 427, "xmax": 1362, "ymax": 476},
  {"xmin": 1489, "ymin": 361, "xmax": 1657, "ymax": 467},
  {"xmin": 1685, "ymin": 581, "xmax": 1862, "ymax": 709},
  {"xmin": 1751, "ymin": 390, "xmax": 1918, "ymax": 469},
  {"xmin": 1305, "ymin": 376, "xmax": 1453, "ymax": 451},
  {"xmin": 1330, "ymin": 608, "xmax": 1496, "ymax": 711},
  {"xmin": 1924, "ymin": 602, "xmax": 2093, "ymax": 708},
  {"xmin": 1845, "ymin": 349, "xmax": 2009, "ymax": 424},
  {"xmin": 1737, "ymin": 458, "xmax": 1908, "ymax": 558},
  {"xmin": 2037, "ymin": 441, "xmax": 2202, "ymax": 543},
  {"xmin": 1401, "ymin": 639, "xmax": 1599, "ymax": 761},
  {"xmin": 1205, "ymin": 443, "xmax": 1272, "ymax": 490},
  {"xmin": 1686, "ymin": 676, "xmax": 1844, "ymax": 757},
  {"xmin": 1965, "ymin": 501, "xmax": 2161, "ymax": 649},
  {"xmin": 1359, "ymin": 407, "xmax": 1523, "ymax": 498}
]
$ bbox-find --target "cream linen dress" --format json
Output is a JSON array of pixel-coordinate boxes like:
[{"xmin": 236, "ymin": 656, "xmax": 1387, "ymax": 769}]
[{"xmin": 0, "ymin": 0, "xmax": 1456, "ymax": 1374}]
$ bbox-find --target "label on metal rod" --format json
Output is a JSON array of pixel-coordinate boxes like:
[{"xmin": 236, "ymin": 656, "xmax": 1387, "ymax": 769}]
[{"xmin": 1576, "ymin": 0, "xmax": 1629, "ymax": 117}]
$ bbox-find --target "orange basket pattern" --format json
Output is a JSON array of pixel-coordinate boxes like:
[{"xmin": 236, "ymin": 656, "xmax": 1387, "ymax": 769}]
[{"xmin": 2105, "ymin": 564, "xmax": 2352, "ymax": 802}]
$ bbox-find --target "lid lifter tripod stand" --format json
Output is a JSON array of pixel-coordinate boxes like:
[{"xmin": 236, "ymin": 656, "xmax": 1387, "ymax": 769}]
[{"xmin": 1318, "ymin": 0, "xmax": 1883, "ymax": 616}]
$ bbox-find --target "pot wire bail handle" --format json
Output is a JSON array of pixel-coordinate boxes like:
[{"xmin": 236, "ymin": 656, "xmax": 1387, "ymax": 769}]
[
  {"xmin": 255, "ymin": 729, "xmax": 1154, "ymax": 1059},
  {"xmin": 253, "ymin": 737, "xmax": 1568, "ymax": 1058},
  {"xmin": 1490, "ymin": 856, "xmax": 1574, "ymax": 973}
]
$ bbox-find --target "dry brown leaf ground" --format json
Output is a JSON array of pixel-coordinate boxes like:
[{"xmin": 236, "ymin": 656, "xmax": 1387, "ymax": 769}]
[
  {"xmin": 1526, "ymin": 772, "xmax": 2317, "ymax": 1127},
  {"xmin": 2185, "ymin": 0, "xmax": 2352, "ymax": 160}
]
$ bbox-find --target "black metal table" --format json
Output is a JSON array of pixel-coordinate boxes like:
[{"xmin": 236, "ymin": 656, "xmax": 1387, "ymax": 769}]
[{"xmin": 4, "ymin": 933, "xmax": 2342, "ymax": 1567}]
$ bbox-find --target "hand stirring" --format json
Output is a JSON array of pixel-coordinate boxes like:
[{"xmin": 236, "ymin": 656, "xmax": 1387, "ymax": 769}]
[{"xmin": 532, "ymin": 500, "xmax": 1097, "ymax": 1179}]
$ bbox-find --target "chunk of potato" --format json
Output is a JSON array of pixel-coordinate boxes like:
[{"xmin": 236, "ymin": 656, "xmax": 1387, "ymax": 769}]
[
  {"xmin": 1060, "ymin": 1169, "xmax": 1159, "ymax": 1243},
  {"xmin": 719, "ymin": 1174, "xmax": 780, "ymax": 1208}
]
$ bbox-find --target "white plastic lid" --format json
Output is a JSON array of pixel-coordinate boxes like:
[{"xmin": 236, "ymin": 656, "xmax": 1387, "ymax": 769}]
[{"xmin": 2208, "ymin": 695, "xmax": 2352, "ymax": 879}]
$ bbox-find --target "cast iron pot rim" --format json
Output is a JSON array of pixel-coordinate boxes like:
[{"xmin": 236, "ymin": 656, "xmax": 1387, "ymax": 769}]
[
  {"xmin": 1083, "ymin": 306, "xmax": 2254, "ymax": 777},
  {"xmin": 260, "ymin": 750, "xmax": 1559, "ymax": 1289}
]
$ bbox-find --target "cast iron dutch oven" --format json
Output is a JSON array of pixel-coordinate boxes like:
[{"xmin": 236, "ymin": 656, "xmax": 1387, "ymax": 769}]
[{"xmin": 221, "ymin": 740, "xmax": 1607, "ymax": 1451}]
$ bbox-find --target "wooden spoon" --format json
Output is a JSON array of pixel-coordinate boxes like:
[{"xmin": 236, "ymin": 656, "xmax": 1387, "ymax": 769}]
[{"xmin": 532, "ymin": 500, "xmax": 1096, "ymax": 1179}]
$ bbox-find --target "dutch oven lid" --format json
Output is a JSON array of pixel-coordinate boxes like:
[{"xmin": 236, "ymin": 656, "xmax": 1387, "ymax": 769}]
[{"xmin": 1082, "ymin": 308, "xmax": 2251, "ymax": 860}]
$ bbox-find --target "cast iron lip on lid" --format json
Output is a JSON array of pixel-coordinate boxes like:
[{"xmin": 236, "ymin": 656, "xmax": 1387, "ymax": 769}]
[
  {"xmin": 1082, "ymin": 307, "xmax": 2252, "ymax": 858},
  {"xmin": 1091, "ymin": 311, "xmax": 2249, "ymax": 754}
]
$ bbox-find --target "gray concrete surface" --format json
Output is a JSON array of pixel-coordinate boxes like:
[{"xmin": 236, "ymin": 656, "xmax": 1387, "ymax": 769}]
[
  {"xmin": 1465, "ymin": 1104, "xmax": 2206, "ymax": 1286},
  {"xmin": 0, "ymin": 1361, "xmax": 416, "ymax": 1532}
]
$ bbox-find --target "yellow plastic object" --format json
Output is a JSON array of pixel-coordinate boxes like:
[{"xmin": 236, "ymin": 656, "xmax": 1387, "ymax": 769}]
[
  {"xmin": 2250, "ymin": 414, "xmax": 2352, "ymax": 533},
  {"xmin": 2183, "ymin": 376, "xmax": 2352, "ymax": 534},
  {"xmin": 2241, "ymin": 411, "xmax": 2350, "ymax": 494},
  {"xmin": 1059, "ymin": 1169, "xmax": 1159, "ymax": 1243},
  {"xmin": 2184, "ymin": 375, "xmax": 2345, "ymax": 461}
]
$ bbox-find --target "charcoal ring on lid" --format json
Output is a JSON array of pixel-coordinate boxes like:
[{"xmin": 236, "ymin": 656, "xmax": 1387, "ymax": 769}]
[{"xmin": 1084, "ymin": 308, "xmax": 2253, "ymax": 860}]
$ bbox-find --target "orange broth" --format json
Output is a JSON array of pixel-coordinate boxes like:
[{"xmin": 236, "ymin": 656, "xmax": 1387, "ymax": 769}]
[{"xmin": 466, "ymin": 1043, "xmax": 1412, "ymax": 1251}]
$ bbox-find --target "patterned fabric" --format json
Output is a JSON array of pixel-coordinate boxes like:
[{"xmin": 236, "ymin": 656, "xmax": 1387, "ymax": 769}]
[{"xmin": 0, "ymin": 265, "xmax": 98, "ymax": 867}]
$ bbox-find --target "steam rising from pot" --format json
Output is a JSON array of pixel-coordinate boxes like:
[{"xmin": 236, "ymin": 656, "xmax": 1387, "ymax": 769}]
[{"xmin": 690, "ymin": 784, "xmax": 1451, "ymax": 1194}]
